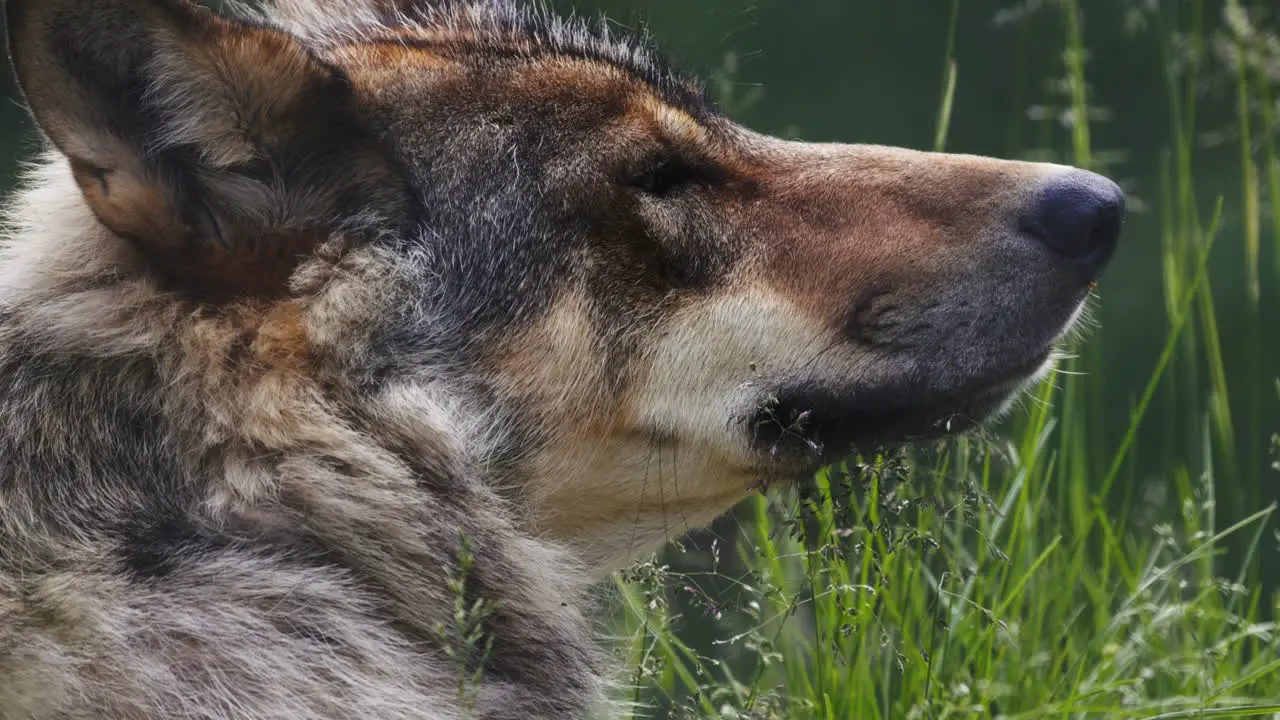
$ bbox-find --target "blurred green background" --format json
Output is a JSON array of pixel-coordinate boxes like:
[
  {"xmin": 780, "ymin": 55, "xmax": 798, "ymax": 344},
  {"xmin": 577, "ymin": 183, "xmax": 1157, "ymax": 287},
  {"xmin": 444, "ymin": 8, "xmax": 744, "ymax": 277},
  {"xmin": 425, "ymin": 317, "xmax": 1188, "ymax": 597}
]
[{"xmin": 0, "ymin": 0, "xmax": 1274, "ymax": 593}]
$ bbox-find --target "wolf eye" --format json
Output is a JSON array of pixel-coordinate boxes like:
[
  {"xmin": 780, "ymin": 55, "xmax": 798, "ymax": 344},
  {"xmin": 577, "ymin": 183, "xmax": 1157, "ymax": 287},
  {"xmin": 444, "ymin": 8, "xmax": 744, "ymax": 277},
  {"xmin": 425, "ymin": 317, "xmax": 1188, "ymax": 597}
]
[{"xmin": 627, "ymin": 155, "xmax": 699, "ymax": 198}]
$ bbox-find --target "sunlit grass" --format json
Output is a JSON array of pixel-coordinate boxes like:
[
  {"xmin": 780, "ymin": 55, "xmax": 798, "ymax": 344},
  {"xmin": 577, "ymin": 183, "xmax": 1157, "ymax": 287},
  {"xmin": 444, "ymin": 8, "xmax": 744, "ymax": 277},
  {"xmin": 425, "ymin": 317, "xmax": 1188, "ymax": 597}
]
[{"xmin": 609, "ymin": 2, "xmax": 1280, "ymax": 718}]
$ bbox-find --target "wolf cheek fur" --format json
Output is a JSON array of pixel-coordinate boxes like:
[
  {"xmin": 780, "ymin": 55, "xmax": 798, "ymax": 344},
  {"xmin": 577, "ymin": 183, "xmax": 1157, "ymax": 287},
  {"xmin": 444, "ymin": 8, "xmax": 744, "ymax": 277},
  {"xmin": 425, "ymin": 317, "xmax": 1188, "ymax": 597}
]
[{"xmin": 0, "ymin": 0, "xmax": 1123, "ymax": 717}]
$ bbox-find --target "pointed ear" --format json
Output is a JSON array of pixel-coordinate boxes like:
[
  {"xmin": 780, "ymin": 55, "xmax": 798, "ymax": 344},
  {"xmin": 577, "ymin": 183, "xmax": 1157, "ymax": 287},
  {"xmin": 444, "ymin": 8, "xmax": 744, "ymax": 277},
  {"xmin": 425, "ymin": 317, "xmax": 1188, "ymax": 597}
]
[{"xmin": 5, "ymin": 0, "xmax": 410, "ymax": 300}]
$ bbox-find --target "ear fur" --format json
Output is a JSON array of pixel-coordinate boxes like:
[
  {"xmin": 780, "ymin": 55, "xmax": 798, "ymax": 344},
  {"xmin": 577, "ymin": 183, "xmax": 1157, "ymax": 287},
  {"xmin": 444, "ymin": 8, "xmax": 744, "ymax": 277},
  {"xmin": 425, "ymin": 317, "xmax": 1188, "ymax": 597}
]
[
  {"xmin": 269, "ymin": 0, "xmax": 421, "ymax": 38},
  {"xmin": 4, "ymin": 0, "xmax": 410, "ymax": 300}
]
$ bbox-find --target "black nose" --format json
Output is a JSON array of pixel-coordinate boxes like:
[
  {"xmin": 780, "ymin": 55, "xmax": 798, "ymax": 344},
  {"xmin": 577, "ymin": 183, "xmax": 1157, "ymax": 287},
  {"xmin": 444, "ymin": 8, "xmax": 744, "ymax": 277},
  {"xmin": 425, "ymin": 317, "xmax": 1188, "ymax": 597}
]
[{"xmin": 1021, "ymin": 170, "xmax": 1126, "ymax": 282}]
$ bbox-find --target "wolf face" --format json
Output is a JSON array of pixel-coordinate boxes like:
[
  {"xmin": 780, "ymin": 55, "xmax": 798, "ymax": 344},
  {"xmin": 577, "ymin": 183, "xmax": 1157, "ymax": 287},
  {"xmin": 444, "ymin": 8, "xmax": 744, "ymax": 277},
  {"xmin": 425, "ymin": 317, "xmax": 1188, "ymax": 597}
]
[
  {"xmin": 300, "ymin": 2, "xmax": 1123, "ymax": 566},
  {"xmin": 2, "ymin": 0, "xmax": 1123, "ymax": 573}
]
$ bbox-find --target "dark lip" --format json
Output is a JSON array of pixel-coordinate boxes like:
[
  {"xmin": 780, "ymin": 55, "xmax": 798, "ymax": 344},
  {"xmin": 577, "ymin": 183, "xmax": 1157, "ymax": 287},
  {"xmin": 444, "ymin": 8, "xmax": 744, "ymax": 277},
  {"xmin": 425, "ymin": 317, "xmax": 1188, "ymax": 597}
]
[{"xmin": 746, "ymin": 348, "xmax": 1052, "ymax": 466}]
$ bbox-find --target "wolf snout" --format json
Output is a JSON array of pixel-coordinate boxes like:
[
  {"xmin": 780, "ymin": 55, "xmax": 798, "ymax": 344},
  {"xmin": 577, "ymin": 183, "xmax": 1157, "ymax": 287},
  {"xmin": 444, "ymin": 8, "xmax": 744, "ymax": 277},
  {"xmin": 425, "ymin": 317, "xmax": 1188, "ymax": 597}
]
[{"xmin": 1019, "ymin": 169, "xmax": 1125, "ymax": 282}]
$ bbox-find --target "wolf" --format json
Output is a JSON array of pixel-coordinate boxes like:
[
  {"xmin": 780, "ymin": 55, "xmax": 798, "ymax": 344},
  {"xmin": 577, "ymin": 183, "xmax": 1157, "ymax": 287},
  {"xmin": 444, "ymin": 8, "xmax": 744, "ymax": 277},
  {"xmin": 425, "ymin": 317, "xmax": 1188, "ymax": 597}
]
[{"xmin": 0, "ymin": 0, "xmax": 1124, "ymax": 717}]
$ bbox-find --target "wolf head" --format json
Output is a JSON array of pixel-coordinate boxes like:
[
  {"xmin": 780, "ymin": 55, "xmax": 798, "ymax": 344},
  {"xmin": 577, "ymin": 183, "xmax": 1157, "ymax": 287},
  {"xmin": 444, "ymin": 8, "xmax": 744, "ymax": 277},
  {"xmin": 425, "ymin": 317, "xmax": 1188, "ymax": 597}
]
[{"xmin": 3, "ymin": 0, "xmax": 1123, "ymax": 571}]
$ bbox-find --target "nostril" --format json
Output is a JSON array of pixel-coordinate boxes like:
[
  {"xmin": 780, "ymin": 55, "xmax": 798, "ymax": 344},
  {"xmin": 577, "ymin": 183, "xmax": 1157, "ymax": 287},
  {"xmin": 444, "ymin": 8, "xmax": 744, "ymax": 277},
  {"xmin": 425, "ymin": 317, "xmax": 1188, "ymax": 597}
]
[{"xmin": 1022, "ymin": 169, "xmax": 1126, "ymax": 281}]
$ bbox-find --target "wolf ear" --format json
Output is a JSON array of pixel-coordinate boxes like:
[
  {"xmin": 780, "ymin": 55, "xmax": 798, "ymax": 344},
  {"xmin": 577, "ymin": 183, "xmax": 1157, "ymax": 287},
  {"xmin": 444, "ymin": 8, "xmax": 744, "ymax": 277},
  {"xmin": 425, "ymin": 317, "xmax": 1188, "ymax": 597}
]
[{"xmin": 4, "ymin": 0, "xmax": 410, "ymax": 300}]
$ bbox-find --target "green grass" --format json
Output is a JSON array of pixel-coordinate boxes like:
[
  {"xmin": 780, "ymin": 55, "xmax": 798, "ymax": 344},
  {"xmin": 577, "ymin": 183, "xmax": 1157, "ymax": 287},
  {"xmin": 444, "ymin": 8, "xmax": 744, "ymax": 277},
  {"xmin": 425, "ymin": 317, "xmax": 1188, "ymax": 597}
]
[{"xmin": 607, "ymin": 2, "xmax": 1280, "ymax": 718}]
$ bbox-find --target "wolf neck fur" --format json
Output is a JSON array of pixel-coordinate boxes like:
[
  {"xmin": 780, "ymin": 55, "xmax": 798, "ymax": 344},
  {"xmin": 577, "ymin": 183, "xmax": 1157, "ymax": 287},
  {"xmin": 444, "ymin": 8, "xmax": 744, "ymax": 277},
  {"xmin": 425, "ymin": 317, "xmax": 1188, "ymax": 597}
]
[{"xmin": 0, "ymin": 156, "xmax": 505, "ymax": 560}]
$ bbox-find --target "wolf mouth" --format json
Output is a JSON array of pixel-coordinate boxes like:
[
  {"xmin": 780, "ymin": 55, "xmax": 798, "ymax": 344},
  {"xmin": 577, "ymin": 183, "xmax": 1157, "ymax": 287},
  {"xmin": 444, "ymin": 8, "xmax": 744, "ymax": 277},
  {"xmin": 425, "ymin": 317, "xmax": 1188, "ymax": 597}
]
[{"xmin": 747, "ymin": 347, "xmax": 1054, "ymax": 467}]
